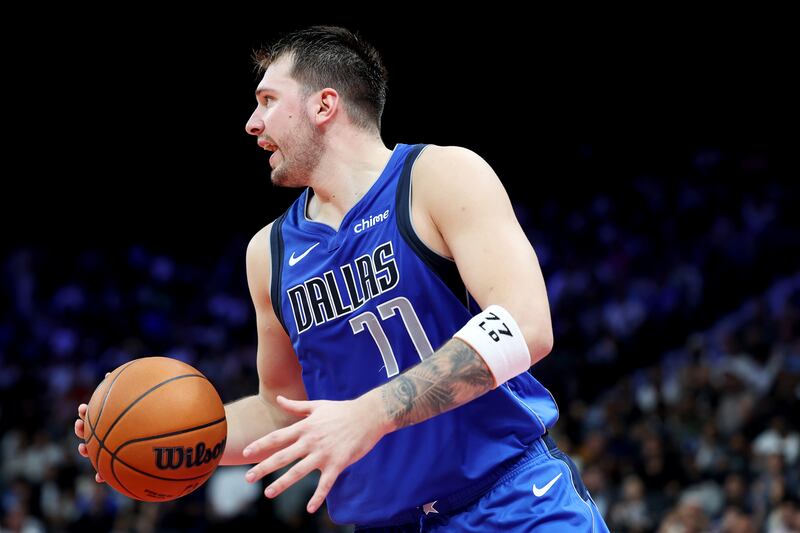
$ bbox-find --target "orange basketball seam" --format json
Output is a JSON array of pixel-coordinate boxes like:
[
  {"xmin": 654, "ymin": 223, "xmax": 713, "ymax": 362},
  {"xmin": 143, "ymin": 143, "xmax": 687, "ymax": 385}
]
[
  {"xmin": 108, "ymin": 450, "xmax": 216, "ymax": 502},
  {"xmin": 85, "ymin": 360, "xmax": 138, "ymax": 449},
  {"xmin": 109, "ymin": 457, "xmax": 140, "ymax": 499}
]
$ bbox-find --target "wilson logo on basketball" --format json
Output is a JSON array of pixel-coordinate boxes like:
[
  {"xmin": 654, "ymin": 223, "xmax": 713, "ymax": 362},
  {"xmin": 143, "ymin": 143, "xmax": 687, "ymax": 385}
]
[{"xmin": 153, "ymin": 438, "xmax": 226, "ymax": 470}]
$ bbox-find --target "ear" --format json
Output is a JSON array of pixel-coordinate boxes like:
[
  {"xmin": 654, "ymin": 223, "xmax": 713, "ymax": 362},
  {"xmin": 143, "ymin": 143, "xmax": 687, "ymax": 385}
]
[{"xmin": 310, "ymin": 88, "xmax": 339, "ymax": 126}]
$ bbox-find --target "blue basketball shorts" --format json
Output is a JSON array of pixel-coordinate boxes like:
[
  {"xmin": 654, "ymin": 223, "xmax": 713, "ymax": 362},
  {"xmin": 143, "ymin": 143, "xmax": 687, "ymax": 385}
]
[{"xmin": 355, "ymin": 433, "xmax": 610, "ymax": 532}]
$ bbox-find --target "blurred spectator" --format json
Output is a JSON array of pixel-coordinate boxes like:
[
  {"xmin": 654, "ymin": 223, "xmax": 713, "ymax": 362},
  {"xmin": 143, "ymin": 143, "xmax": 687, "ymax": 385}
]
[
  {"xmin": 609, "ymin": 474, "xmax": 652, "ymax": 532},
  {"xmin": 754, "ymin": 415, "xmax": 800, "ymax": 466},
  {"xmin": 2, "ymin": 143, "xmax": 798, "ymax": 530}
]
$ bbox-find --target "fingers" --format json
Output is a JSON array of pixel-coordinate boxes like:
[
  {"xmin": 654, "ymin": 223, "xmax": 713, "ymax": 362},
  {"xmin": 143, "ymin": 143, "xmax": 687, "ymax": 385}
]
[
  {"xmin": 76, "ymin": 402, "xmax": 91, "ymax": 459},
  {"xmin": 78, "ymin": 443, "xmax": 104, "ymax": 483},
  {"xmin": 243, "ymin": 426, "xmax": 299, "ymax": 462},
  {"xmin": 76, "ymin": 404, "xmax": 91, "ymax": 457},
  {"xmin": 262, "ymin": 456, "xmax": 317, "ymax": 498},
  {"xmin": 307, "ymin": 470, "xmax": 337, "ymax": 514},
  {"xmin": 77, "ymin": 436, "xmax": 105, "ymax": 483},
  {"xmin": 276, "ymin": 395, "xmax": 314, "ymax": 417},
  {"xmin": 246, "ymin": 441, "xmax": 307, "ymax": 484},
  {"xmin": 78, "ymin": 384, "xmax": 107, "ymax": 485}
]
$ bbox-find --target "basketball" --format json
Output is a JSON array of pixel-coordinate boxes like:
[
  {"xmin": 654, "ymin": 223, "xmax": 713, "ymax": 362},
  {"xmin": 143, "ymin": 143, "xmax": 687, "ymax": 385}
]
[{"xmin": 82, "ymin": 356, "xmax": 227, "ymax": 502}]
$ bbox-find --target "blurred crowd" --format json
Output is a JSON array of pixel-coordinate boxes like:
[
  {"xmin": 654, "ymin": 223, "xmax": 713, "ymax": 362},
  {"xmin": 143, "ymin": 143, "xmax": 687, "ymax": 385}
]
[{"xmin": 1, "ymin": 145, "xmax": 798, "ymax": 532}]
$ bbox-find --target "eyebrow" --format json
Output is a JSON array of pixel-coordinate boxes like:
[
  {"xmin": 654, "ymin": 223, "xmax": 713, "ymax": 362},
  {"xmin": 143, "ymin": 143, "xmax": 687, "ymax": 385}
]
[{"xmin": 255, "ymin": 88, "xmax": 278, "ymax": 98}]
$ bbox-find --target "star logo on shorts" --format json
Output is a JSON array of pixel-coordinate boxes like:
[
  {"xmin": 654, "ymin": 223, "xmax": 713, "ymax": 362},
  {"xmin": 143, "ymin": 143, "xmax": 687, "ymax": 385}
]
[{"xmin": 422, "ymin": 501, "xmax": 439, "ymax": 515}]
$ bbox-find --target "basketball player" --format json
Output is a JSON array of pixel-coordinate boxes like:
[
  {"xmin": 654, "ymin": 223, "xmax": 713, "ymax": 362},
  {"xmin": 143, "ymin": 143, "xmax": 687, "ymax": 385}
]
[{"xmin": 76, "ymin": 26, "xmax": 609, "ymax": 531}]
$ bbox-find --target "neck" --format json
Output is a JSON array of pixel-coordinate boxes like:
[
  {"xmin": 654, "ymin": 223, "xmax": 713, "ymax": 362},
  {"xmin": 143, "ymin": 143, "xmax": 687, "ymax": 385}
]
[{"xmin": 306, "ymin": 129, "xmax": 393, "ymax": 228}]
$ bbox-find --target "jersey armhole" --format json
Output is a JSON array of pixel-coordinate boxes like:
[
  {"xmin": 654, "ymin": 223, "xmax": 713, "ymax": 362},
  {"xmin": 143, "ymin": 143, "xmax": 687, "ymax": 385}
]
[
  {"xmin": 269, "ymin": 210, "xmax": 290, "ymax": 334},
  {"xmin": 395, "ymin": 143, "xmax": 471, "ymax": 309}
]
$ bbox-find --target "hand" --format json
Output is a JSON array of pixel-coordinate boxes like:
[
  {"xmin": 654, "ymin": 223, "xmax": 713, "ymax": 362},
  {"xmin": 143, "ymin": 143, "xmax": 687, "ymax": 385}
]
[
  {"xmin": 75, "ymin": 404, "xmax": 105, "ymax": 483},
  {"xmin": 75, "ymin": 372, "xmax": 110, "ymax": 483},
  {"xmin": 242, "ymin": 394, "xmax": 388, "ymax": 513}
]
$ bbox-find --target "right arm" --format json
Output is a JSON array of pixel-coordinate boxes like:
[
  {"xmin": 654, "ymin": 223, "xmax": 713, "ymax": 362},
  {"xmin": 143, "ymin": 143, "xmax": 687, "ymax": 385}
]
[
  {"xmin": 75, "ymin": 223, "xmax": 307, "ymax": 474},
  {"xmin": 220, "ymin": 223, "xmax": 307, "ymax": 465}
]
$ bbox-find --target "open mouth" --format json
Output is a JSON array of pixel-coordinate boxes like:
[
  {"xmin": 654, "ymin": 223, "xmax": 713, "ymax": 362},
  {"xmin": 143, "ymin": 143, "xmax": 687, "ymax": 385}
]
[{"xmin": 258, "ymin": 139, "xmax": 278, "ymax": 152}]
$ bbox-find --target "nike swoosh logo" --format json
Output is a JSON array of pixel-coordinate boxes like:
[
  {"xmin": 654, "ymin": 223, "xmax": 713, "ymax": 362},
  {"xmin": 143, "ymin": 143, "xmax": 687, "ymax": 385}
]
[
  {"xmin": 288, "ymin": 242, "xmax": 320, "ymax": 266},
  {"xmin": 532, "ymin": 472, "xmax": 562, "ymax": 497}
]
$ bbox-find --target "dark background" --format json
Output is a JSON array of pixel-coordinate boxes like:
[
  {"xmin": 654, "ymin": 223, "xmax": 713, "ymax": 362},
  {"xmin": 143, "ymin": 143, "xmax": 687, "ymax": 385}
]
[
  {"xmin": 2, "ymin": 11, "xmax": 799, "ymax": 532},
  {"xmin": 5, "ymin": 14, "xmax": 796, "ymax": 251}
]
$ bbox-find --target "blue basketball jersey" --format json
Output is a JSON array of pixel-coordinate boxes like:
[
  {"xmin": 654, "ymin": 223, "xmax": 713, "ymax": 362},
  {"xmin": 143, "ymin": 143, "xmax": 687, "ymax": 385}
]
[{"xmin": 269, "ymin": 143, "xmax": 559, "ymax": 527}]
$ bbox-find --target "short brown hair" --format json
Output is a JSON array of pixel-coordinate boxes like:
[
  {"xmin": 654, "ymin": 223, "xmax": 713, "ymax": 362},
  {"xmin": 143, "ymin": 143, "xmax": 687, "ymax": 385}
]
[{"xmin": 255, "ymin": 25, "xmax": 388, "ymax": 132}]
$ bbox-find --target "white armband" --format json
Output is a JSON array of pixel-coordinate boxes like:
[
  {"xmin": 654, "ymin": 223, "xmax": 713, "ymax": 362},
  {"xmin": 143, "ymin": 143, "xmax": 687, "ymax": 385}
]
[{"xmin": 452, "ymin": 305, "xmax": 531, "ymax": 388}]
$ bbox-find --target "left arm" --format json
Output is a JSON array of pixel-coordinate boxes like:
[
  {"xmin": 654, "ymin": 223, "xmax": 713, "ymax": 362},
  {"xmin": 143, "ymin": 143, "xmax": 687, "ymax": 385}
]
[
  {"xmin": 375, "ymin": 144, "xmax": 554, "ymax": 429},
  {"xmin": 243, "ymin": 146, "xmax": 553, "ymax": 512}
]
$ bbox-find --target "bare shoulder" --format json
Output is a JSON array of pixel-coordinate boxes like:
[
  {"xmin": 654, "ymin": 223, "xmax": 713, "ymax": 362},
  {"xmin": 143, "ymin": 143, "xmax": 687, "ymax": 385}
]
[
  {"xmin": 245, "ymin": 223, "xmax": 274, "ymax": 303},
  {"xmin": 412, "ymin": 144, "xmax": 510, "ymax": 213},
  {"xmin": 246, "ymin": 223, "xmax": 273, "ymax": 263},
  {"xmin": 408, "ymin": 145, "xmax": 513, "ymax": 257},
  {"xmin": 414, "ymin": 144, "xmax": 498, "ymax": 186}
]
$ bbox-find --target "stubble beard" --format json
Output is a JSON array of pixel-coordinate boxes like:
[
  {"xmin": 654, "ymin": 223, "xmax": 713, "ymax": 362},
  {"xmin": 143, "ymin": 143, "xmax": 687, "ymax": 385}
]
[{"xmin": 270, "ymin": 121, "xmax": 322, "ymax": 188}]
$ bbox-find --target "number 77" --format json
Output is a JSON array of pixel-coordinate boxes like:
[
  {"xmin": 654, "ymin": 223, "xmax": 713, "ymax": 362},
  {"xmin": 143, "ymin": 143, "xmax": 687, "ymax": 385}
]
[{"xmin": 349, "ymin": 296, "xmax": 434, "ymax": 378}]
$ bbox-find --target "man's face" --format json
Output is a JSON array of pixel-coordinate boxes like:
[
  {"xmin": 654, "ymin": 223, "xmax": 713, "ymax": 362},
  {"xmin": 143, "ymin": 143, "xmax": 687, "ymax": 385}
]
[{"xmin": 245, "ymin": 55, "xmax": 322, "ymax": 187}]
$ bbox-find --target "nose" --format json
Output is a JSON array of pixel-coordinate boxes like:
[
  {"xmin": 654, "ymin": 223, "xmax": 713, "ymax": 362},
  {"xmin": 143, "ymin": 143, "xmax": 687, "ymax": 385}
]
[{"xmin": 245, "ymin": 110, "xmax": 264, "ymax": 136}]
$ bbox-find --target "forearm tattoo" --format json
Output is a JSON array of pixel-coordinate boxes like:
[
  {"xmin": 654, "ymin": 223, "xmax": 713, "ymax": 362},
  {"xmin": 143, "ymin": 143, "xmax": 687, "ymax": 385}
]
[{"xmin": 381, "ymin": 339, "xmax": 495, "ymax": 430}]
